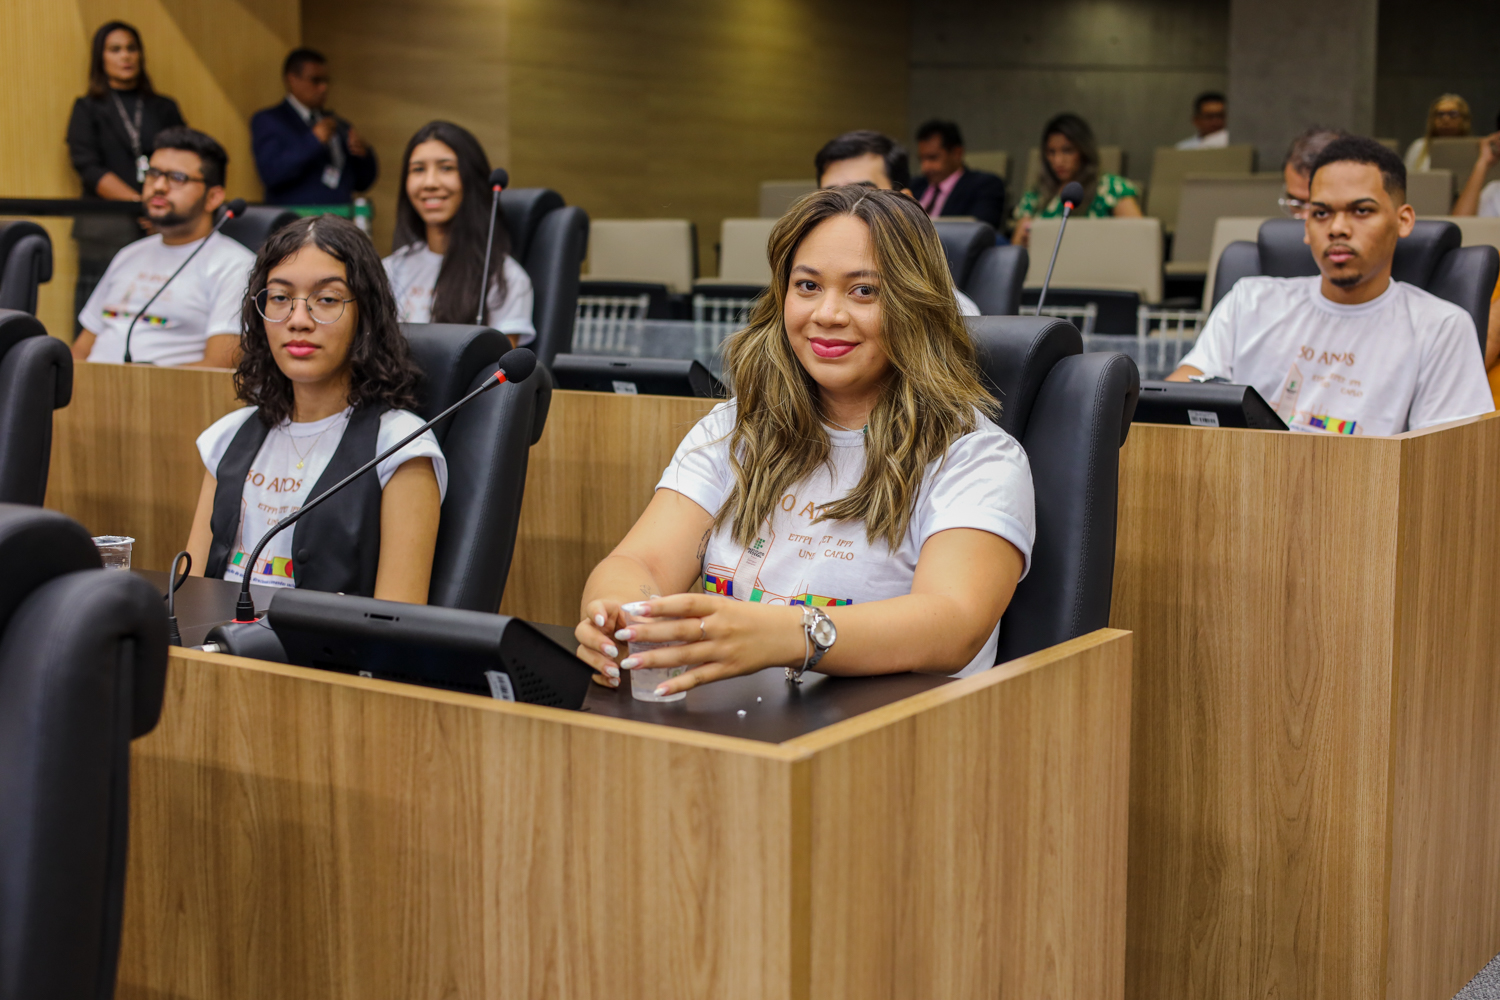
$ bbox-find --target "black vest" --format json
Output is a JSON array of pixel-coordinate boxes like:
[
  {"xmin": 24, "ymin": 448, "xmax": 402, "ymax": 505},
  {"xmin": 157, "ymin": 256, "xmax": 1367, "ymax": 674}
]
[{"xmin": 205, "ymin": 406, "xmax": 385, "ymax": 596}]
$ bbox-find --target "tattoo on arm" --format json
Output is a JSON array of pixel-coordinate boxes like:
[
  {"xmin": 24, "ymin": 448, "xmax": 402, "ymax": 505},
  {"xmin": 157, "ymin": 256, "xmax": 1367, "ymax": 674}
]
[
  {"xmin": 639, "ymin": 584, "xmax": 652, "ymax": 598},
  {"xmin": 695, "ymin": 528, "xmax": 710, "ymax": 564}
]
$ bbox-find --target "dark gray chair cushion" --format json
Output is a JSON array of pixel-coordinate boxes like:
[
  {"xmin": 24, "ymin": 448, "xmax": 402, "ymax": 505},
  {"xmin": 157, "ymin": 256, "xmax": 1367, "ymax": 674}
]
[
  {"xmin": 0, "ymin": 222, "xmax": 52, "ymax": 315},
  {"xmin": 934, "ymin": 220, "xmax": 995, "ymax": 288},
  {"xmin": 0, "ymin": 311, "xmax": 72, "ymax": 505},
  {"xmin": 501, "ymin": 190, "xmax": 588, "ymax": 367},
  {"xmin": 968, "ymin": 315, "xmax": 1082, "ymax": 440},
  {"xmin": 219, "ymin": 206, "xmax": 299, "ymax": 253},
  {"xmin": 963, "ymin": 244, "xmax": 1028, "ymax": 316}
]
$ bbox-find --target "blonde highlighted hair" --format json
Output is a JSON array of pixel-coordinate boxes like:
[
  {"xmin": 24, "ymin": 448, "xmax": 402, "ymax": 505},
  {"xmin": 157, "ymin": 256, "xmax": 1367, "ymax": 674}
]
[
  {"xmin": 716, "ymin": 186, "xmax": 996, "ymax": 550},
  {"xmin": 1417, "ymin": 94, "xmax": 1471, "ymax": 165}
]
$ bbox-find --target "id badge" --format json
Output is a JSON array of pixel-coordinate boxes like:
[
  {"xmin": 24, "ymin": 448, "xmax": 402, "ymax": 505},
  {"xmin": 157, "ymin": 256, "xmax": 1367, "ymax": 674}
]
[
  {"xmin": 136, "ymin": 155, "xmax": 149, "ymax": 184},
  {"xmin": 321, "ymin": 165, "xmax": 341, "ymax": 189}
]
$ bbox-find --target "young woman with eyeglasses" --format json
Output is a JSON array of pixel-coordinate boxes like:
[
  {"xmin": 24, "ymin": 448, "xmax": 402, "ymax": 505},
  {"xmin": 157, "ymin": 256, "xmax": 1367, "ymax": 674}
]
[{"xmin": 185, "ymin": 215, "xmax": 445, "ymax": 601}]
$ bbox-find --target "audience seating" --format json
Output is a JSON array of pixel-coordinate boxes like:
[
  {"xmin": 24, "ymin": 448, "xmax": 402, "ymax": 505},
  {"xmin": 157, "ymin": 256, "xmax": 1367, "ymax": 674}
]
[
  {"xmin": 1212, "ymin": 218, "xmax": 1499, "ymax": 350},
  {"xmin": 0, "ymin": 311, "xmax": 71, "ymax": 506},
  {"xmin": 1145, "ymin": 145, "xmax": 1258, "ymax": 234},
  {"xmin": 0, "ymin": 504, "xmax": 168, "ymax": 1000},
  {"xmin": 1406, "ymin": 170, "xmax": 1454, "ymax": 216},
  {"xmin": 966, "ymin": 316, "xmax": 1139, "ymax": 660},
  {"xmin": 402, "ymin": 323, "xmax": 552, "ymax": 612},
  {"xmin": 0, "ymin": 221, "xmax": 52, "ymax": 315},
  {"xmin": 758, "ymin": 180, "xmax": 818, "ymax": 218},
  {"xmin": 694, "ymin": 217, "xmax": 775, "ymax": 300},
  {"xmin": 1431, "ymin": 215, "xmax": 1500, "ymax": 254},
  {"xmin": 1427, "ymin": 137, "xmax": 1500, "ymax": 191},
  {"xmin": 964, "ymin": 245, "xmax": 1028, "ymax": 316},
  {"xmin": 1169, "ymin": 173, "xmax": 1282, "ymax": 272},
  {"xmin": 1201, "ymin": 217, "xmax": 1268, "ymax": 310},
  {"xmin": 964, "ymin": 150, "xmax": 1011, "ymax": 187},
  {"xmin": 219, "ymin": 205, "xmax": 298, "ymax": 253},
  {"xmin": 500, "ymin": 188, "xmax": 589, "ymax": 365},
  {"xmin": 579, "ymin": 219, "xmax": 696, "ymax": 321},
  {"xmin": 1024, "ymin": 216, "xmax": 1164, "ymax": 304},
  {"xmin": 934, "ymin": 220, "xmax": 995, "ymax": 289},
  {"xmin": 1022, "ymin": 146, "xmax": 1125, "ymax": 199}
]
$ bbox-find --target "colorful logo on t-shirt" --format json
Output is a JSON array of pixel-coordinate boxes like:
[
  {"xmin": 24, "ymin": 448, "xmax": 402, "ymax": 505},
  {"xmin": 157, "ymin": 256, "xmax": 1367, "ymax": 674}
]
[
  {"xmin": 1307, "ymin": 413, "xmax": 1357, "ymax": 435},
  {"xmin": 231, "ymin": 549, "xmax": 294, "ymax": 581},
  {"xmin": 703, "ymin": 572, "xmax": 733, "ymax": 596},
  {"xmin": 101, "ymin": 308, "xmax": 169, "ymax": 327}
]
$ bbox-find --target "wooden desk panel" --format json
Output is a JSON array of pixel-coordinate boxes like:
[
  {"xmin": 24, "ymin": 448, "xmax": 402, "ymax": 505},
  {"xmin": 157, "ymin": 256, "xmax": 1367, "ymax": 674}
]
[{"xmin": 117, "ymin": 630, "xmax": 1133, "ymax": 1000}]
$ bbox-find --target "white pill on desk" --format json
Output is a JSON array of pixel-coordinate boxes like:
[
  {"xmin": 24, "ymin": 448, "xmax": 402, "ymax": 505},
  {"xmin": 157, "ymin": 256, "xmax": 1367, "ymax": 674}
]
[{"xmin": 737, "ymin": 709, "xmax": 746, "ymax": 717}]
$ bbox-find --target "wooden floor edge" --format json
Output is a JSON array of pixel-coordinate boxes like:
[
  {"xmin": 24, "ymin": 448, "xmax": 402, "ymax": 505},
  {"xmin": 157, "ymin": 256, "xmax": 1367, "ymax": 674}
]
[
  {"xmin": 778, "ymin": 628, "xmax": 1132, "ymax": 753},
  {"xmin": 165, "ymin": 648, "xmax": 807, "ymax": 761}
]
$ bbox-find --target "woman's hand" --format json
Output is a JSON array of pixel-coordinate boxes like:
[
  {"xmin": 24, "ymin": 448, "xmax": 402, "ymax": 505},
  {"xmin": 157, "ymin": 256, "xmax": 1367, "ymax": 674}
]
[
  {"xmin": 575, "ymin": 598, "xmax": 632, "ymax": 688},
  {"xmin": 1013, "ymin": 217, "xmax": 1033, "ymax": 248},
  {"xmin": 609, "ymin": 594, "xmax": 804, "ymax": 697}
]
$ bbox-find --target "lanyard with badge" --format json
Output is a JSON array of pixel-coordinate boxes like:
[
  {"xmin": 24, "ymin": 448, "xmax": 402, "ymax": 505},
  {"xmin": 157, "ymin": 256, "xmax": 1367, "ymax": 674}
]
[{"xmin": 110, "ymin": 90, "xmax": 148, "ymax": 184}]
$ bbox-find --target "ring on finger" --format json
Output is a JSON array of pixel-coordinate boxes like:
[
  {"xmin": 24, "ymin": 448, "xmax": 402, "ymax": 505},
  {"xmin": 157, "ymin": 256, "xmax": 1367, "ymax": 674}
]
[{"xmin": 698, "ymin": 618, "xmax": 707, "ymax": 641}]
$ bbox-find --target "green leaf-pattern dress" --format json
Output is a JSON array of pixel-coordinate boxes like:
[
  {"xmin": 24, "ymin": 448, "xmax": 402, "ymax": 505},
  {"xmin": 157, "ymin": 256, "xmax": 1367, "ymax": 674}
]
[{"xmin": 1014, "ymin": 174, "xmax": 1140, "ymax": 220}]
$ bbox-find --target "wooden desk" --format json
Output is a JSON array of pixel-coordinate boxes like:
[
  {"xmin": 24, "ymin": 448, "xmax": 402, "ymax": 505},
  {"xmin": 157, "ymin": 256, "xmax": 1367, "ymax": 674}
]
[
  {"xmin": 117, "ymin": 627, "xmax": 1133, "ymax": 999},
  {"xmin": 1114, "ymin": 414, "xmax": 1500, "ymax": 1000}
]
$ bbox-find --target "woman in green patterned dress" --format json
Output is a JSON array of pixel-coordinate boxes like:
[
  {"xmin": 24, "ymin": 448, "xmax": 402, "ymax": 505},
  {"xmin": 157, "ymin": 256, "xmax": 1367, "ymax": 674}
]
[{"xmin": 1012, "ymin": 113, "xmax": 1142, "ymax": 247}]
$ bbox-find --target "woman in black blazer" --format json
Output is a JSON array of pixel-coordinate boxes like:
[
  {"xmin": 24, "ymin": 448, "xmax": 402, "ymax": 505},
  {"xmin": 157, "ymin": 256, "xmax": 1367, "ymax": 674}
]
[{"xmin": 65, "ymin": 21, "xmax": 185, "ymax": 325}]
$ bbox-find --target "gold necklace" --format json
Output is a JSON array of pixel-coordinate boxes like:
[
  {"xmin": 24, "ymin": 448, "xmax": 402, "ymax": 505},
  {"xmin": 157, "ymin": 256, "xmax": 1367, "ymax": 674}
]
[
  {"xmin": 287, "ymin": 414, "xmax": 344, "ymax": 470},
  {"xmin": 825, "ymin": 417, "xmax": 868, "ymax": 433}
]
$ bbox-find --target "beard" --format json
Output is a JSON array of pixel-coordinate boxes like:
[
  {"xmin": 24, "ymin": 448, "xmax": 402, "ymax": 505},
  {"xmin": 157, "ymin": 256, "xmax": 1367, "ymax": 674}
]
[
  {"xmin": 148, "ymin": 192, "xmax": 208, "ymax": 229},
  {"xmin": 1329, "ymin": 273, "xmax": 1363, "ymax": 289},
  {"xmin": 1323, "ymin": 244, "xmax": 1363, "ymax": 288}
]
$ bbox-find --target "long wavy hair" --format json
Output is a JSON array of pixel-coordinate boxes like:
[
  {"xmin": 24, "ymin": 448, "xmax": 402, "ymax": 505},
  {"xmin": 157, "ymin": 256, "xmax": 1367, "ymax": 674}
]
[
  {"xmin": 1034, "ymin": 113, "xmax": 1099, "ymax": 211},
  {"xmin": 1415, "ymin": 93, "xmax": 1471, "ymax": 167},
  {"xmin": 87, "ymin": 21, "xmax": 156, "ymax": 100},
  {"xmin": 237, "ymin": 215, "xmax": 421, "ymax": 427},
  {"xmin": 391, "ymin": 121, "xmax": 509, "ymax": 322},
  {"xmin": 717, "ymin": 186, "xmax": 996, "ymax": 550}
]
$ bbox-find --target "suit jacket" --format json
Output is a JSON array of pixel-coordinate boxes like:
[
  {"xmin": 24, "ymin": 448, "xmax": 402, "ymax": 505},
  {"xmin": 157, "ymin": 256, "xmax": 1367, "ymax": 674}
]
[
  {"xmin": 67, "ymin": 91, "xmax": 185, "ymax": 197},
  {"xmin": 910, "ymin": 168, "xmax": 1006, "ymax": 229},
  {"xmin": 251, "ymin": 99, "xmax": 378, "ymax": 206}
]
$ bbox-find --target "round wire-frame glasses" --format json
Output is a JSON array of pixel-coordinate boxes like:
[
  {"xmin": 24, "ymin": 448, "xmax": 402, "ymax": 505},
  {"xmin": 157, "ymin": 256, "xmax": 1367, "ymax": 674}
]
[{"xmin": 254, "ymin": 288, "xmax": 355, "ymax": 325}]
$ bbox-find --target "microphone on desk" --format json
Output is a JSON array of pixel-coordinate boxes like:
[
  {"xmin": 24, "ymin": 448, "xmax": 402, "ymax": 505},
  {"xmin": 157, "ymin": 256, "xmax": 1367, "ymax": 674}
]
[
  {"xmin": 122, "ymin": 198, "xmax": 247, "ymax": 364},
  {"xmin": 1033, "ymin": 181, "xmax": 1085, "ymax": 316},
  {"xmin": 475, "ymin": 167, "xmax": 510, "ymax": 325},
  {"xmin": 229, "ymin": 346, "xmax": 539, "ymax": 624}
]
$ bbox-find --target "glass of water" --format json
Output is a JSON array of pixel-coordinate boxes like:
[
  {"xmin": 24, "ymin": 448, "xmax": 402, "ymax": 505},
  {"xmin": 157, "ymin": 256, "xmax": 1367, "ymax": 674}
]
[
  {"xmin": 92, "ymin": 535, "xmax": 135, "ymax": 570},
  {"xmin": 625, "ymin": 612, "xmax": 692, "ymax": 703}
]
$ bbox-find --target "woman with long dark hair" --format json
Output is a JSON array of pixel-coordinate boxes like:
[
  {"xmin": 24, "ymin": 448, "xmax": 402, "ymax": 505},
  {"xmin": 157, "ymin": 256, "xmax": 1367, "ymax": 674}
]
[
  {"xmin": 186, "ymin": 215, "xmax": 446, "ymax": 602},
  {"xmin": 574, "ymin": 187, "xmax": 1035, "ymax": 697},
  {"xmin": 66, "ymin": 21, "xmax": 186, "ymax": 325},
  {"xmin": 384, "ymin": 121, "xmax": 535, "ymax": 346},
  {"xmin": 1012, "ymin": 113, "xmax": 1141, "ymax": 247}
]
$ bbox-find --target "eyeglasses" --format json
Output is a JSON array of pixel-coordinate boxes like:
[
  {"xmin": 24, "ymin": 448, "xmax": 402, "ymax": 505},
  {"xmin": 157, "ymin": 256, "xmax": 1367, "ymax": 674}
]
[
  {"xmin": 1278, "ymin": 195, "xmax": 1311, "ymax": 219},
  {"xmin": 1433, "ymin": 109, "xmax": 1465, "ymax": 120},
  {"xmin": 143, "ymin": 166, "xmax": 205, "ymax": 189},
  {"xmin": 254, "ymin": 289, "xmax": 355, "ymax": 324}
]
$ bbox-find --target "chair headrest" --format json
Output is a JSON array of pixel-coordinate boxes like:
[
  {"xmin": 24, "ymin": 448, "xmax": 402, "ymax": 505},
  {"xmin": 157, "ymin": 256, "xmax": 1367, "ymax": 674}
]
[
  {"xmin": 218, "ymin": 206, "xmax": 300, "ymax": 253},
  {"xmin": 0, "ymin": 505, "xmax": 101, "ymax": 638},
  {"xmin": 967, "ymin": 316, "xmax": 1083, "ymax": 441},
  {"xmin": 0, "ymin": 221, "xmax": 52, "ymax": 282},
  {"xmin": 501, "ymin": 188, "xmax": 565, "ymax": 264},
  {"xmin": 0, "ymin": 309, "xmax": 48, "ymax": 363},
  {"xmin": 1257, "ymin": 217, "xmax": 1464, "ymax": 288},
  {"xmin": 401, "ymin": 323, "xmax": 511, "ymax": 442},
  {"xmin": 934, "ymin": 220, "xmax": 997, "ymax": 287}
]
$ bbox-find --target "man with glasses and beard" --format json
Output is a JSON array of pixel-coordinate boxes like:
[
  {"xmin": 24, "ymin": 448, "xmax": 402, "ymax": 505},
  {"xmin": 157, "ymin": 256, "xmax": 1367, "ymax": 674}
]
[
  {"xmin": 1169, "ymin": 136, "xmax": 1492, "ymax": 436},
  {"xmin": 74, "ymin": 126, "xmax": 253, "ymax": 368}
]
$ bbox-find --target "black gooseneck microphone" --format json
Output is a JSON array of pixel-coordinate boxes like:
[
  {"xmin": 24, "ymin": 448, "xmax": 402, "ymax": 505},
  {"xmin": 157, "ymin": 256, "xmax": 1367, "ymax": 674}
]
[
  {"xmin": 1034, "ymin": 181, "xmax": 1086, "ymax": 315},
  {"xmin": 230, "ymin": 347, "xmax": 539, "ymax": 623},
  {"xmin": 475, "ymin": 167, "xmax": 510, "ymax": 325},
  {"xmin": 122, "ymin": 197, "xmax": 247, "ymax": 364}
]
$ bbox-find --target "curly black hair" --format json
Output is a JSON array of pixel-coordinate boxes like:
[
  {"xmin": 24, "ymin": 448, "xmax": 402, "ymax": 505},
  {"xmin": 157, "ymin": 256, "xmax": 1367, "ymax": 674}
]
[{"xmin": 236, "ymin": 215, "xmax": 421, "ymax": 427}]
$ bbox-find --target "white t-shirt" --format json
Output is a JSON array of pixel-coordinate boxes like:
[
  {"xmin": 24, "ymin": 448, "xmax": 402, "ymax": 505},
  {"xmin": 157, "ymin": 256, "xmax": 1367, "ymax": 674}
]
[
  {"xmin": 383, "ymin": 243, "xmax": 536, "ymax": 343},
  {"xmin": 1179, "ymin": 276, "xmax": 1493, "ymax": 436},
  {"xmin": 955, "ymin": 288, "xmax": 980, "ymax": 316},
  {"xmin": 1479, "ymin": 181, "xmax": 1500, "ymax": 218},
  {"xmin": 1403, "ymin": 138, "xmax": 1431, "ymax": 173},
  {"xmin": 1177, "ymin": 129, "xmax": 1230, "ymax": 150},
  {"xmin": 196, "ymin": 406, "xmax": 448, "ymax": 588},
  {"xmin": 657, "ymin": 401, "xmax": 1035, "ymax": 677},
  {"xmin": 80, "ymin": 232, "xmax": 254, "ymax": 366}
]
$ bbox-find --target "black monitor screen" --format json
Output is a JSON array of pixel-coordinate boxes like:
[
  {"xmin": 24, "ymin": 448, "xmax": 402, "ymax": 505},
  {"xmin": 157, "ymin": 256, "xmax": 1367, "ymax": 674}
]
[{"xmin": 1134, "ymin": 380, "xmax": 1288, "ymax": 431}]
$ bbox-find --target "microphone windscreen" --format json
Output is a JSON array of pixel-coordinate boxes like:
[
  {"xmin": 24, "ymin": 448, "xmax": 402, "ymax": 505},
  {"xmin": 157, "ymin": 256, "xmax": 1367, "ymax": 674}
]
[
  {"xmin": 498, "ymin": 347, "xmax": 536, "ymax": 384},
  {"xmin": 1059, "ymin": 182, "xmax": 1085, "ymax": 209},
  {"xmin": 489, "ymin": 167, "xmax": 510, "ymax": 190},
  {"xmin": 224, "ymin": 198, "xmax": 248, "ymax": 218}
]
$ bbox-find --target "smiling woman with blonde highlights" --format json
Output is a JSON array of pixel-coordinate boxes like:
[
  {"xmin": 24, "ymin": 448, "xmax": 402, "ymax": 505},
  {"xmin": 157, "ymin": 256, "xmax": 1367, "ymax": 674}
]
[{"xmin": 575, "ymin": 186, "xmax": 1036, "ymax": 697}]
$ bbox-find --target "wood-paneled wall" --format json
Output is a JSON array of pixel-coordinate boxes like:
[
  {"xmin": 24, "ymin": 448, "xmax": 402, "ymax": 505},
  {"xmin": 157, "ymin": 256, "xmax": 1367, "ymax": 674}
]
[
  {"xmin": 0, "ymin": 0, "xmax": 298, "ymax": 340},
  {"xmin": 302, "ymin": 0, "xmax": 910, "ymax": 270}
]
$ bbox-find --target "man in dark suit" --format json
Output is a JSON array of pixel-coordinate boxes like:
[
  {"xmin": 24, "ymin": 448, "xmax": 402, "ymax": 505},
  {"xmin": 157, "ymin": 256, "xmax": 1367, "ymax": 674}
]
[
  {"xmin": 251, "ymin": 48, "xmax": 377, "ymax": 206},
  {"xmin": 910, "ymin": 120, "xmax": 1006, "ymax": 229}
]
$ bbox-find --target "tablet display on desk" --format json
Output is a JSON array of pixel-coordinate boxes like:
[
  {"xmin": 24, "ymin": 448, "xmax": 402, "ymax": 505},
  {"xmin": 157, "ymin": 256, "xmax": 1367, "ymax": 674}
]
[{"xmin": 551, "ymin": 354, "xmax": 725, "ymax": 398}]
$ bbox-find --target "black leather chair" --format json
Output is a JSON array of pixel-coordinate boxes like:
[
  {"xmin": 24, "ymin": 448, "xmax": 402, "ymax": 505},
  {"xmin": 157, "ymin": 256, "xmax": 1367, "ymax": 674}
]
[
  {"xmin": 966, "ymin": 316, "xmax": 1140, "ymax": 662},
  {"xmin": 0, "ymin": 221, "xmax": 53, "ymax": 315},
  {"xmin": 934, "ymin": 220, "xmax": 995, "ymax": 289},
  {"xmin": 403, "ymin": 323, "xmax": 552, "ymax": 612},
  {"xmin": 0, "ymin": 311, "xmax": 73, "ymax": 505},
  {"xmin": 500, "ymin": 188, "xmax": 590, "ymax": 366},
  {"xmin": 220, "ymin": 205, "xmax": 299, "ymax": 253},
  {"xmin": 964, "ymin": 245, "xmax": 1028, "ymax": 316},
  {"xmin": 1212, "ymin": 218, "xmax": 1500, "ymax": 351},
  {"xmin": 0, "ymin": 505, "xmax": 168, "ymax": 1000}
]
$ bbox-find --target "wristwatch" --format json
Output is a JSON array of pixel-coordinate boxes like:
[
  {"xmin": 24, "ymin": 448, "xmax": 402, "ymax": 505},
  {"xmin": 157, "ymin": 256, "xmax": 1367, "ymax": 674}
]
[{"xmin": 789, "ymin": 607, "xmax": 837, "ymax": 684}]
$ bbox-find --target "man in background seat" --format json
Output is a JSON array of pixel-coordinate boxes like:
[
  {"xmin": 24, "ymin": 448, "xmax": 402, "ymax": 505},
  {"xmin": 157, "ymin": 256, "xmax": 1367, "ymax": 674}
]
[
  {"xmin": 1168, "ymin": 136, "xmax": 1492, "ymax": 435},
  {"xmin": 1175, "ymin": 92, "xmax": 1229, "ymax": 149},
  {"xmin": 910, "ymin": 120, "xmax": 1006, "ymax": 229}
]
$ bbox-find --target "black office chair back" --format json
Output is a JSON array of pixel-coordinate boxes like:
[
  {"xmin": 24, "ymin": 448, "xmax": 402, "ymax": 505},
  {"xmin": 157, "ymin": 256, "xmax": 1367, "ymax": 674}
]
[
  {"xmin": 1213, "ymin": 218, "xmax": 1498, "ymax": 349},
  {"xmin": 500, "ymin": 188, "xmax": 590, "ymax": 366},
  {"xmin": 219, "ymin": 206, "xmax": 299, "ymax": 253},
  {"xmin": 0, "ymin": 311, "xmax": 73, "ymax": 505},
  {"xmin": 0, "ymin": 222, "xmax": 53, "ymax": 315},
  {"xmin": 964, "ymin": 244, "xmax": 1028, "ymax": 316},
  {"xmin": 0, "ymin": 505, "xmax": 168, "ymax": 1000},
  {"xmin": 403, "ymin": 324, "xmax": 553, "ymax": 612},
  {"xmin": 968, "ymin": 317, "xmax": 1140, "ymax": 661},
  {"xmin": 934, "ymin": 220, "xmax": 995, "ymax": 289}
]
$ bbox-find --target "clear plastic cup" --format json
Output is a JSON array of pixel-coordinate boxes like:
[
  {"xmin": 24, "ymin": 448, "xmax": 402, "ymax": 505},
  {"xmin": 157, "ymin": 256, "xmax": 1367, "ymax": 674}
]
[
  {"xmin": 625, "ymin": 613, "xmax": 692, "ymax": 703},
  {"xmin": 92, "ymin": 535, "xmax": 134, "ymax": 570}
]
